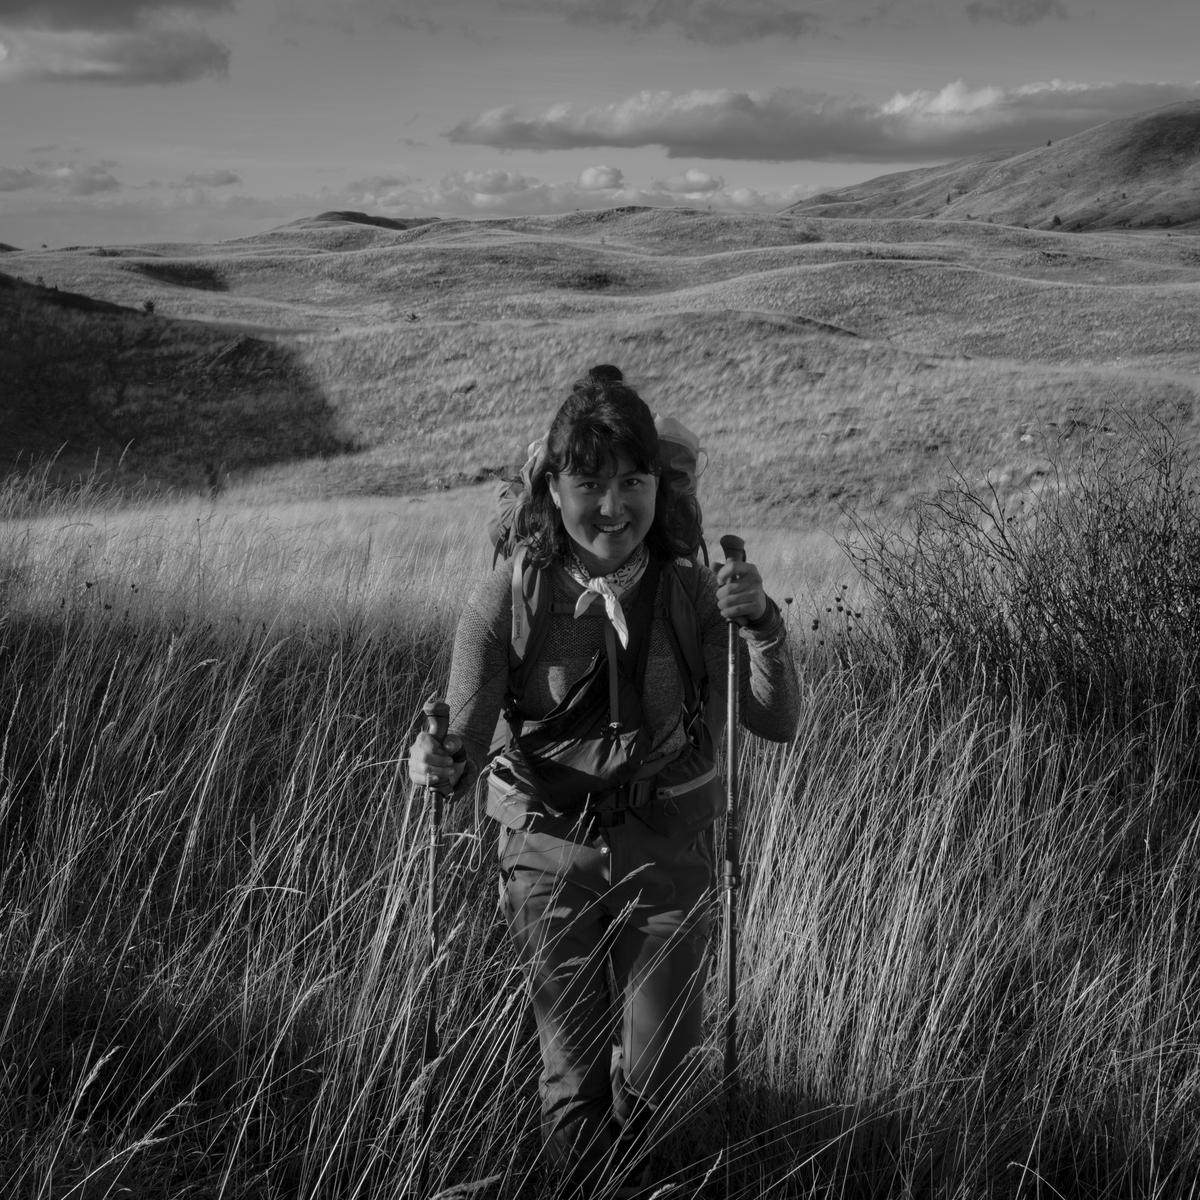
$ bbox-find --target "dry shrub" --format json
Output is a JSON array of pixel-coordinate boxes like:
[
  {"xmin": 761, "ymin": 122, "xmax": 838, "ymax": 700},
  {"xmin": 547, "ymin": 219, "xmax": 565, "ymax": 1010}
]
[{"xmin": 851, "ymin": 419, "xmax": 1200, "ymax": 736}]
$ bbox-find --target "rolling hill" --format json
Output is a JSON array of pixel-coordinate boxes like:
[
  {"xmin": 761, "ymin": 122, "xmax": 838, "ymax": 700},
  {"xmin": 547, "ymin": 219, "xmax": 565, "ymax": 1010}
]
[
  {"xmin": 784, "ymin": 100, "xmax": 1200, "ymax": 232},
  {"xmin": 4, "ymin": 113, "xmax": 1200, "ymax": 528}
]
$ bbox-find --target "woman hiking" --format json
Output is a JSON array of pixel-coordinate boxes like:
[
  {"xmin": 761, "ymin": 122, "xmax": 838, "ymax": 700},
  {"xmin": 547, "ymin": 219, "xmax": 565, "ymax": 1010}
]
[{"xmin": 408, "ymin": 366, "xmax": 800, "ymax": 1198}]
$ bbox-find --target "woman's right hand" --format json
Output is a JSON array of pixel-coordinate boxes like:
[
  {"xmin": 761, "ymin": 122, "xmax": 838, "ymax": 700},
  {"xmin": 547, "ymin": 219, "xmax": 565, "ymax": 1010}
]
[{"xmin": 408, "ymin": 731, "xmax": 466, "ymax": 795}]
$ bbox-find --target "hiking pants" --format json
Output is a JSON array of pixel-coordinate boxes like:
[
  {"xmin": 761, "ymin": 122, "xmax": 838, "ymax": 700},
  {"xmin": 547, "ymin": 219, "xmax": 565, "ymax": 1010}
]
[{"xmin": 500, "ymin": 811, "xmax": 714, "ymax": 1197}]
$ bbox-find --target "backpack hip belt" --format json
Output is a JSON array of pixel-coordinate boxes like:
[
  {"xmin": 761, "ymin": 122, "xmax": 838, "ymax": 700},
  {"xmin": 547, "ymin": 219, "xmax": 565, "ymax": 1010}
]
[
  {"xmin": 485, "ymin": 747, "xmax": 717, "ymax": 834},
  {"xmin": 580, "ymin": 761, "xmax": 720, "ymax": 830}
]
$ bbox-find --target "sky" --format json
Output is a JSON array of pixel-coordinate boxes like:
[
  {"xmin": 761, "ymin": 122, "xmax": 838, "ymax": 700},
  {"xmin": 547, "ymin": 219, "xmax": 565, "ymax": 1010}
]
[{"xmin": 1, "ymin": 0, "xmax": 1199, "ymax": 247}]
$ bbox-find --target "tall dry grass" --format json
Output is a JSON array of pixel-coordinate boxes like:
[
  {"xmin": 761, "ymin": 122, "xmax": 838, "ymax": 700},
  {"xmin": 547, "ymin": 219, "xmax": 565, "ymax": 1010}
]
[{"xmin": 2, "ymin": 454, "xmax": 1199, "ymax": 1198}]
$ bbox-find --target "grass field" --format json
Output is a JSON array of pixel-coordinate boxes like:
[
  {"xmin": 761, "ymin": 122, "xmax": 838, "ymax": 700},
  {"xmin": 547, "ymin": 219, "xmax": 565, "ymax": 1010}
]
[
  {"xmin": 3, "ymin": 433, "xmax": 1200, "ymax": 1198},
  {"xmin": 4, "ymin": 200, "xmax": 1200, "ymax": 1196}
]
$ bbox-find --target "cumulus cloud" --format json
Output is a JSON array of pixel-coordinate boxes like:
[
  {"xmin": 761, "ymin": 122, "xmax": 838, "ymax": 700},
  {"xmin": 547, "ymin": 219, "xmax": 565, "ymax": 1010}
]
[
  {"xmin": 965, "ymin": 0, "xmax": 1068, "ymax": 24},
  {"xmin": 361, "ymin": 166, "xmax": 814, "ymax": 218},
  {"xmin": 578, "ymin": 164, "xmax": 625, "ymax": 190},
  {"xmin": 655, "ymin": 167, "xmax": 723, "ymax": 193},
  {"xmin": 0, "ymin": 0, "xmax": 231, "ymax": 29},
  {"xmin": 448, "ymin": 78, "xmax": 1200, "ymax": 161},
  {"xmin": 455, "ymin": 169, "xmax": 545, "ymax": 195},
  {"xmin": 503, "ymin": 0, "xmax": 819, "ymax": 44},
  {"xmin": 0, "ymin": 25, "xmax": 229, "ymax": 82}
]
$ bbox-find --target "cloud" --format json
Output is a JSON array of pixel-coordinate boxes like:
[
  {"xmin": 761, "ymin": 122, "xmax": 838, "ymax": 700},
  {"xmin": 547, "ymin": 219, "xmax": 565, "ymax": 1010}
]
[
  {"xmin": 362, "ymin": 166, "xmax": 814, "ymax": 218},
  {"xmin": 965, "ymin": 0, "xmax": 1067, "ymax": 24},
  {"xmin": 655, "ymin": 167, "xmax": 723, "ymax": 193},
  {"xmin": 0, "ymin": 25, "xmax": 229, "ymax": 82},
  {"xmin": 177, "ymin": 168, "xmax": 241, "ymax": 187},
  {"xmin": 348, "ymin": 173, "xmax": 417, "ymax": 192},
  {"xmin": 0, "ymin": 162, "xmax": 827, "ymax": 248},
  {"xmin": 56, "ymin": 161, "xmax": 122, "ymax": 194},
  {"xmin": 1, "ymin": 158, "xmax": 126, "ymax": 193},
  {"xmin": 502, "ymin": 0, "xmax": 819, "ymax": 44},
  {"xmin": 578, "ymin": 164, "xmax": 625, "ymax": 190},
  {"xmin": 448, "ymin": 79, "xmax": 1200, "ymax": 161},
  {"xmin": 344, "ymin": 172, "xmax": 422, "ymax": 208},
  {"xmin": 0, "ymin": 0, "xmax": 231, "ymax": 29},
  {"xmin": 0, "ymin": 165, "xmax": 42, "ymax": 190}
]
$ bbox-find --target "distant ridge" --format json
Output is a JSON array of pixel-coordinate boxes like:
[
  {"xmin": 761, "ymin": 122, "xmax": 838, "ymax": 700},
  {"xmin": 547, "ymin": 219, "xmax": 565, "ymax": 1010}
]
[
  {"xmin": 290, "ymin": 211, "xmax": 439, "ymax": 232},
  {"xmin": 784, "ymin": 100, "xmax": 1200, "ymax": 231}
]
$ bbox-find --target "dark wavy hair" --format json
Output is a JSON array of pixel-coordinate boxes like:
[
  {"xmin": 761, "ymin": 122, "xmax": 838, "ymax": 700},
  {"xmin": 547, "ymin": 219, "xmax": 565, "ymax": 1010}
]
[{"xmin": 520, "ymin": 365, "xmax": 703, "ymax": 567}]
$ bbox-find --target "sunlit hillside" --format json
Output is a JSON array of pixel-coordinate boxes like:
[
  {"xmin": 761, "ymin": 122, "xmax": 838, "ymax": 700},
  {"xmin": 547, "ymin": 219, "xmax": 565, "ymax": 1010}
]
[
  {"xmin": 785, "ymin": 100, "xmax": 1200, "ymax": 233},
  {"xmin": 6, "ymin": 190, "xmax": 1200, "ymax": 533}
]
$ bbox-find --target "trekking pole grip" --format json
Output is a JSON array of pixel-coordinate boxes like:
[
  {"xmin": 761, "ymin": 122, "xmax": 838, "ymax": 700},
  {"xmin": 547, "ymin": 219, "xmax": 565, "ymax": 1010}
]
[
  {"xmin": 422, "ymin": 696, "xmax": 449, "ymax": 745},
  {"xmin": 719, "ymin": 534, "xmax": 746, "ymax": 566},
  {"xmin": 720, "ymin": 535, "xmax": 748, "ymax": 629}
]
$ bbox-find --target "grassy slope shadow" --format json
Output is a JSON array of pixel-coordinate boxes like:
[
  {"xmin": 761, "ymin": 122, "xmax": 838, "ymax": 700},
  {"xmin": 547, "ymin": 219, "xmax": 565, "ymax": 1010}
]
[{"xmin": 0, "ymin": 270, "xmax": 358, "ymax": 492}]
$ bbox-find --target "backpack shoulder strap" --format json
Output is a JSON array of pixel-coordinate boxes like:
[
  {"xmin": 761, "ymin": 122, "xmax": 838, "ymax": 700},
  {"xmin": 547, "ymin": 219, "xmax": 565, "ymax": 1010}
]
[
  {"xmin": 659, "ymin": 558, "xmax": 711, "ymax": 752},
  {"xmin": 625, "ymin": 554, "xmax": 663, "ymax": 691},
  {"xmin": 660, "ymin": 558, "xmax": 706, "ymax": 684},
  {"xmin": 508, "ymin": 545, "xmax": 577, "ymax": 701},
  {"xmin": 509, "ymin": 544, "xmax": 548, "ymax": 696}
]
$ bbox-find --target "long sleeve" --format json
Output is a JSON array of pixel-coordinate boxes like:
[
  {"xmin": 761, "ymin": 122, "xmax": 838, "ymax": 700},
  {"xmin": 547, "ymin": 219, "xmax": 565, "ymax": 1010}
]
[
  {"xmin": 693, "ymin": 567, "xmax": 800, "ymax": 744},
  {"xmin": 738, "ymin": 601, "xmax": 801, "ymax": 742},
  {"xmin": 444, "ymin": 565, "xmax": 513, "ymax": 794}
]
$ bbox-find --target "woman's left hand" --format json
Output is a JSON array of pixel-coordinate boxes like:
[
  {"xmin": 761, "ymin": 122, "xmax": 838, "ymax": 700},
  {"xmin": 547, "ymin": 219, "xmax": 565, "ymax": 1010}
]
[{"xmin": 716, "ymin": 559, "xmax": 768, "ymax": 625}]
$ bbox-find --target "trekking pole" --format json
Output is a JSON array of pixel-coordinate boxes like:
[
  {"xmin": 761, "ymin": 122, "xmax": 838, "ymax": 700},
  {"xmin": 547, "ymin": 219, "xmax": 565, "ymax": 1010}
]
[
  {"xmin": 417, "ymin": 696, "xmax": 450, "ymax": 1200},
  {"xmin": 412, "ymin": 705, "xmax": 503, "ymax": 1200},
  {"xmin": 719, "ymin": 534, "xmax": 746, "ymax": 1200}
]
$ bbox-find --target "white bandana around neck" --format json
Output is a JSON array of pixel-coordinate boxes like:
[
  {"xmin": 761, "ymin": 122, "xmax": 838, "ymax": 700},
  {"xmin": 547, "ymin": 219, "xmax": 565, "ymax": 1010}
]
[{"xmin": 563, "ymin": 543, "xmax": 649, "ymax": 649}]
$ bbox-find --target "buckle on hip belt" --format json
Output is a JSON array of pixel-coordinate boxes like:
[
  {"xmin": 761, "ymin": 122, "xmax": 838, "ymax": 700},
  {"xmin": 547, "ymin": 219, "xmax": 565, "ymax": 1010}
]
[
  {"xmin": 586, "ymin": 807, "xmax": 626, "ymax": 830},
  {"xmin": 583, "ymin": 789, "xmax": 626, "ymax": 828},
  {"xmin": 581, "ymin": 777, "xmax": 658, "ymax": 837}
]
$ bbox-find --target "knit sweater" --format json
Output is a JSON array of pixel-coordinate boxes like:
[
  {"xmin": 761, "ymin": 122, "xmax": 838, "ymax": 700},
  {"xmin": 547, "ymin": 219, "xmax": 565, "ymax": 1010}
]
[{"xmin": 446, "ymin": 554, "xmax": 801, "ymax": 794}]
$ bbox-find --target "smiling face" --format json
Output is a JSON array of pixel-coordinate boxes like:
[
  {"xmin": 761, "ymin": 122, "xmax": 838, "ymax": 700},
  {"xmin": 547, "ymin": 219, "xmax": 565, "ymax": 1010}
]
[{"xmin": 548, "ymin": 450, "xmax": 658, "ymax": 576}]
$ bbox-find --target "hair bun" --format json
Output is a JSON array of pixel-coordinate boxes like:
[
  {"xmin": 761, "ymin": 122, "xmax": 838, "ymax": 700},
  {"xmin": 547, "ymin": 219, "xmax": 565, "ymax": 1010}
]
[{"xmin": 586, "ymin": 364, "xmax": 623, "ymax": 385}]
